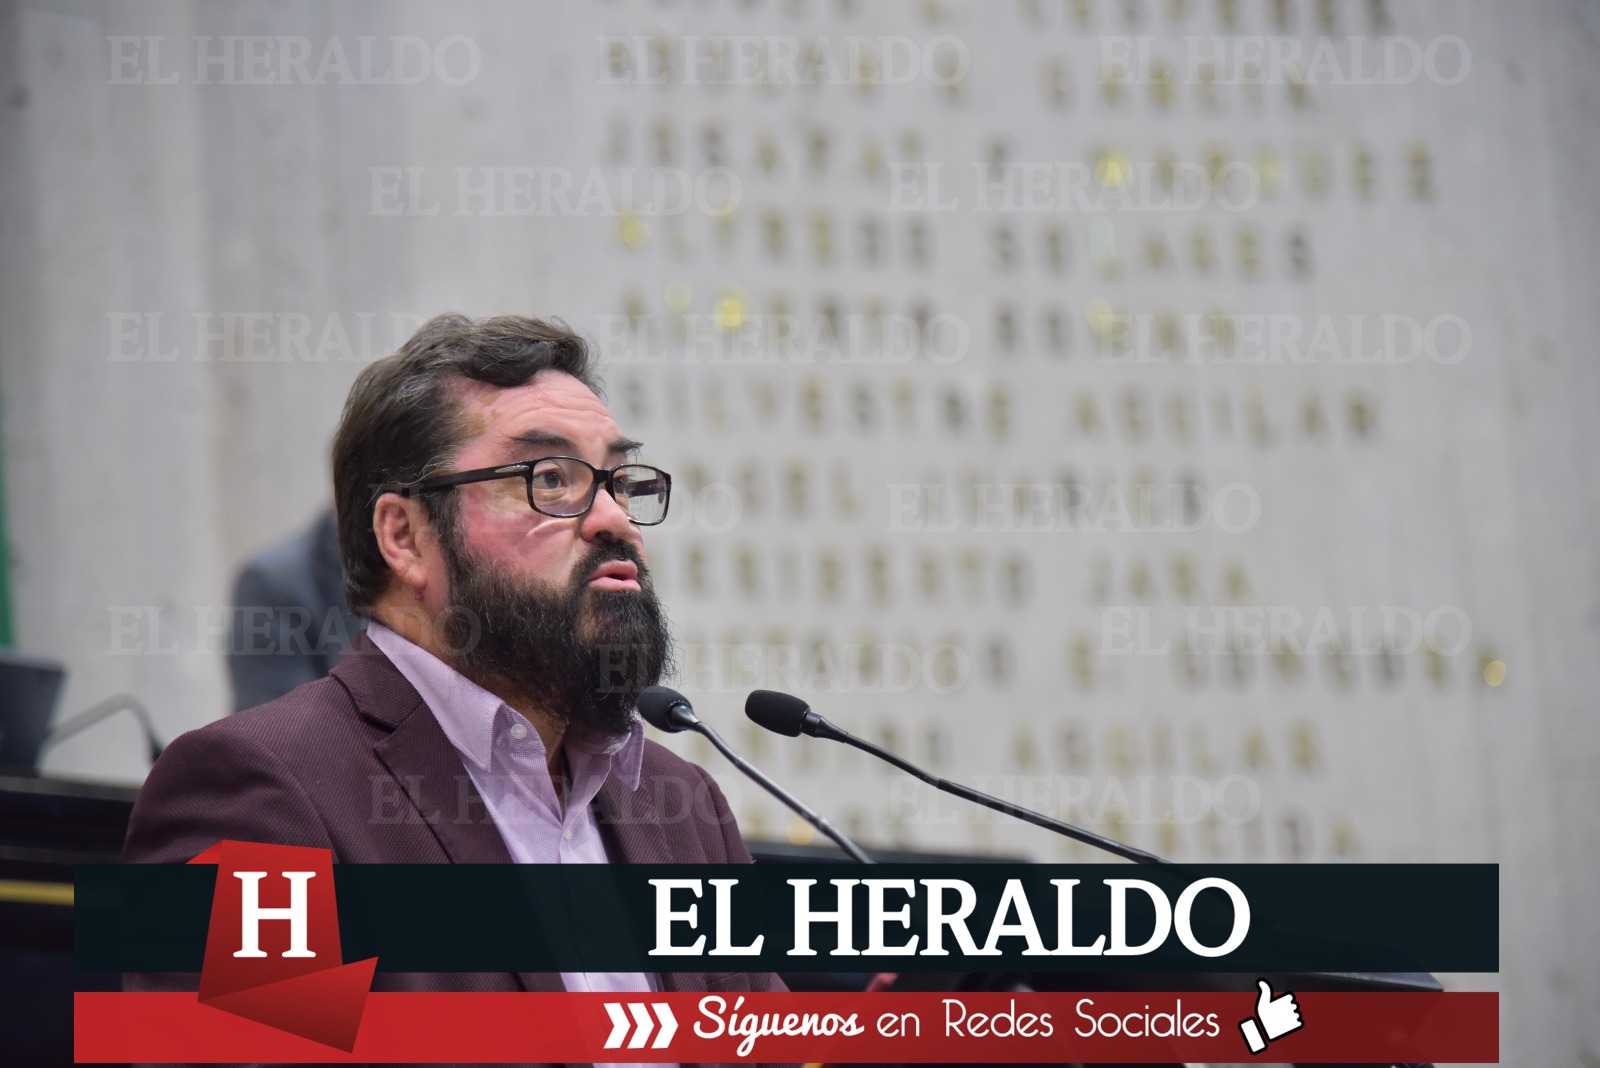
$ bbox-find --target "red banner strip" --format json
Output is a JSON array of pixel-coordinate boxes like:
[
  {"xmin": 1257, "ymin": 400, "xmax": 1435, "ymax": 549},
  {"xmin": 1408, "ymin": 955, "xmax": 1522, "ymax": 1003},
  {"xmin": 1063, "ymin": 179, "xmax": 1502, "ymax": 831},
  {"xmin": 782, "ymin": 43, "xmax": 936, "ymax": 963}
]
[{"xmin": 76, "ymin": 990, "xmax": 1497, "ymax": 1063}]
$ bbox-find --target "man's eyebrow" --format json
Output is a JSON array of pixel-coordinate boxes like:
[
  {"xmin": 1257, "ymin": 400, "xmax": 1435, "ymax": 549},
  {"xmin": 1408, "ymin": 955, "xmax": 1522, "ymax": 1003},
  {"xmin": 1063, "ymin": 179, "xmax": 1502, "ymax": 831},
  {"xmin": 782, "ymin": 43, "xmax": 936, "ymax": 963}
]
[
  {"xmin": 502, "ymin": 430, "xmax": 576, "ymax": 455},
  {"xmin": 501, "ymin": 430, "xmax": 644, "ymax": 458}
]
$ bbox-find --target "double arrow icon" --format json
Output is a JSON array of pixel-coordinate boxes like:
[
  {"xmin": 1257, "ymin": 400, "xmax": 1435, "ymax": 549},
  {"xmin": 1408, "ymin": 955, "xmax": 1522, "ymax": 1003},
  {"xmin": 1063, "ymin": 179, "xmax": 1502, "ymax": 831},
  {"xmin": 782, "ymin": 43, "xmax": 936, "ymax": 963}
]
[{"xmin": 603, "ymin": 1002, "xmax": 678, "ymax": 1050}]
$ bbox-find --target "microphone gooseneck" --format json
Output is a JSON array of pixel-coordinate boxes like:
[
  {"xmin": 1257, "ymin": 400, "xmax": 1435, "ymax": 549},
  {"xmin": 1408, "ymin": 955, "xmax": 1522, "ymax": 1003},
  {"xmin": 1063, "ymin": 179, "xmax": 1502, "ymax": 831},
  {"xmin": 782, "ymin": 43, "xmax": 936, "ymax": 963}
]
[
  {"xmin": 41, "ymin": 694, "xmax": 164, "ymax": 765},
  {"xmin": 744, "ymin": 689, "xmax": 1163, "ymax": 866},
  {"xmin": 637, "ymin": 686, "xmax": 874, "ymax": 864}
]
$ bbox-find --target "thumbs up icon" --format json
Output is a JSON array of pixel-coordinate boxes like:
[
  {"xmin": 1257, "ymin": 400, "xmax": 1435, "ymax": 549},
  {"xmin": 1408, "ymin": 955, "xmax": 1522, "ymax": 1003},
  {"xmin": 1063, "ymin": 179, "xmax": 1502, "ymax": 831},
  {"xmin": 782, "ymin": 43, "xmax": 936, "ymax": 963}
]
[{"xmin": 1239, "ymin": 978, "xmax": 1304, "ymax": 1054}]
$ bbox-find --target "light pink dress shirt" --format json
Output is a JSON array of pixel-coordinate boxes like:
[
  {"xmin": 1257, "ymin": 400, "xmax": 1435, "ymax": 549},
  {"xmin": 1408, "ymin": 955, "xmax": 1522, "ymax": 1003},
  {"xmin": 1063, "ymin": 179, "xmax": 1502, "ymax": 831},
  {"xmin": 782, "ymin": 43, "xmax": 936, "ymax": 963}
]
[{"xmin": 368, "ymin": 623, "xmax": 674, "ymax": 1068}]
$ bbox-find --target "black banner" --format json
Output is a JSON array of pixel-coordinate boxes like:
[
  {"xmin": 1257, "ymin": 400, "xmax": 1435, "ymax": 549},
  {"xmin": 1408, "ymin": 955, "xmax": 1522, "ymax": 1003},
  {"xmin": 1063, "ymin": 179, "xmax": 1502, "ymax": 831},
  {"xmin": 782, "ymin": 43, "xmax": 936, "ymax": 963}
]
[{"xmin": 77, "ymin": 862, "xmax": 1497, "ymax": 974}]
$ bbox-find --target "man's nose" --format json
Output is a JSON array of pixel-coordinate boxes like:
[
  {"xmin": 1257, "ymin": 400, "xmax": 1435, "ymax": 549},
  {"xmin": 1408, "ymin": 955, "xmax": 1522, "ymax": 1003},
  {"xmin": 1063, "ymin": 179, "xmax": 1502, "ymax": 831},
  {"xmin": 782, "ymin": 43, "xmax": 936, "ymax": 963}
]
[{"xmin": 580, "ymin": 481, "xmax": 644, "ymax": 546}]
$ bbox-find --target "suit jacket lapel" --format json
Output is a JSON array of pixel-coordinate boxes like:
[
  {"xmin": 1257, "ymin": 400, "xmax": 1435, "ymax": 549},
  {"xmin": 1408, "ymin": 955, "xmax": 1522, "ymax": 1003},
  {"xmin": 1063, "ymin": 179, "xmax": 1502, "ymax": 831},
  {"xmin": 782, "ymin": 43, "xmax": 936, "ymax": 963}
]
[
  {"xmin": 593, "ymin": 774, "xmax": 670, "ymax": 864},
  {"xmin": 593, "ymin": 774, "xmax": 707, "ymax": 994},
  {"xmin": 334, "ymin": 635, "xmax": 563, "ymax": 993},
  {"xmin": 337, "ymin": 633, "xmax": 512, "ymax": 865}
]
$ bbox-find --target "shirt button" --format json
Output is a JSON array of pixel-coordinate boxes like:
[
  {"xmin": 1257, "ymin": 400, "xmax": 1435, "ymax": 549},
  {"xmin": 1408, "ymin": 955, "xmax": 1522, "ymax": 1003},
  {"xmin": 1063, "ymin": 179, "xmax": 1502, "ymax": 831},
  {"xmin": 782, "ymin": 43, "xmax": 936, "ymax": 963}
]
[
  {"xmin": 563, "ymin": 828, "xmax": 573, "ymax": 841},
  {"xmin": 509, "ymin": 721, "xmax": 528, "ymax": 741}
]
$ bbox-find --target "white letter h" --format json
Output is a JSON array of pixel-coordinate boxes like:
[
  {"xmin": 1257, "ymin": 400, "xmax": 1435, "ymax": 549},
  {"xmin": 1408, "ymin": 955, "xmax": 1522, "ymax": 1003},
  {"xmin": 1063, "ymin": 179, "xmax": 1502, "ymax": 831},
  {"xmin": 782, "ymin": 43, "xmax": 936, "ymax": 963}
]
[{"xmin": 233, "ymin": 871, "xmax": 317, "ymax": 958}]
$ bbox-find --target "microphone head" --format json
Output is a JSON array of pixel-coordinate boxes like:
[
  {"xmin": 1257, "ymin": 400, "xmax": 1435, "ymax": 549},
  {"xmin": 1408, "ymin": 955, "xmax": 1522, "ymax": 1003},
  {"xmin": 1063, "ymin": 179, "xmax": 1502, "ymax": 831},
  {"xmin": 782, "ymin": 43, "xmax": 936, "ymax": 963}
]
[
  {"xmin": 637, "ymin": 685, "xmax": 696, "ymax": 733},
  {"xmin": 745, "ymin": 689, "xmax": 813, "ymax": 737}
]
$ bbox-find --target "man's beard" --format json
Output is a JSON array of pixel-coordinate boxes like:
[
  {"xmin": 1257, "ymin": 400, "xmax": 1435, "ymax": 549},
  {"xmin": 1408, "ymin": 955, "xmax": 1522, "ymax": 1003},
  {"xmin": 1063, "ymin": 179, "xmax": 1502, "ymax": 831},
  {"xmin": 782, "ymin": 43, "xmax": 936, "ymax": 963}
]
[{"xmin": 436, "ymin": 531, "xmax": 672, "ymax": 739}]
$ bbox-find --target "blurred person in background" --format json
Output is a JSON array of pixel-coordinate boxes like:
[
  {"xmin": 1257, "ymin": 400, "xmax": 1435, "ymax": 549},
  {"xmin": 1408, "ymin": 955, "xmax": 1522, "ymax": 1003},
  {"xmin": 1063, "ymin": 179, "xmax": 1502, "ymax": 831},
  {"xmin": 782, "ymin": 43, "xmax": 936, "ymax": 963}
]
[{"xmin": 227, "ymin": 506, "xmax": 363, "ymax": 712}]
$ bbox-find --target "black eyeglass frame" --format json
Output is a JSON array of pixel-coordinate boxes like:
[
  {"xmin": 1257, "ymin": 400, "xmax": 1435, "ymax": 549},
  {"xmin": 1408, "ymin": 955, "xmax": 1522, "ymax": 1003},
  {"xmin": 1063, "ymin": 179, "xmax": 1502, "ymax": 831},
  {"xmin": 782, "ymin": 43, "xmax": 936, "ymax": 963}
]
[{"xmin": 385, "ymin": 456, "xmax": 673, "ymax": 526}]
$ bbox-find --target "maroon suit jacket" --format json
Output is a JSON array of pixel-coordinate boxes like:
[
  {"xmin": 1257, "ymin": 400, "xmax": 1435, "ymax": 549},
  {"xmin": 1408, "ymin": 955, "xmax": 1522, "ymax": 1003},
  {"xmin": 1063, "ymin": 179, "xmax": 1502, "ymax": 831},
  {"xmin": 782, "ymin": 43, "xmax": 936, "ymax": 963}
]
[{"xmin": 125, "ymin": 632, "xmax": 789, "ymax": 1068}]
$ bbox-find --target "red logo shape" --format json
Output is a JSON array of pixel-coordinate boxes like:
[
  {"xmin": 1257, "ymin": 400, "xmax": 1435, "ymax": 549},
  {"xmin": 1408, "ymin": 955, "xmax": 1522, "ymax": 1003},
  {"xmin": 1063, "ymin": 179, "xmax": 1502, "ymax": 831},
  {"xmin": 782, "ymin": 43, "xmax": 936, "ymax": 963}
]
[{"xmin": 188, "ymin": 840, "xmax": 377, "ymax": 1051}]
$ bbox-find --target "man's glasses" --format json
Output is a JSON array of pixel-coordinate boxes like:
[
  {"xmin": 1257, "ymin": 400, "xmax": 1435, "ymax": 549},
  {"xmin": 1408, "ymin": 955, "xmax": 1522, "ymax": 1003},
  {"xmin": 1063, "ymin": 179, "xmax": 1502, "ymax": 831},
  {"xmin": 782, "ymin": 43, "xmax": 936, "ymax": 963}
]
[{"xmin": 388, "ymin": 457, "xmax": 672, "ymax": 525}]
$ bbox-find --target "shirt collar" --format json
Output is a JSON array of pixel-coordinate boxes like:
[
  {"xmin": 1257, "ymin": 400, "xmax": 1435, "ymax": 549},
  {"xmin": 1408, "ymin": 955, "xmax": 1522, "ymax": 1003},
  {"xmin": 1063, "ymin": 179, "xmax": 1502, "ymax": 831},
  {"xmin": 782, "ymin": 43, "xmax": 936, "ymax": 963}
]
[{"xmin": 366, "ymin": 621, "xmax": 644, "ymax": 790}]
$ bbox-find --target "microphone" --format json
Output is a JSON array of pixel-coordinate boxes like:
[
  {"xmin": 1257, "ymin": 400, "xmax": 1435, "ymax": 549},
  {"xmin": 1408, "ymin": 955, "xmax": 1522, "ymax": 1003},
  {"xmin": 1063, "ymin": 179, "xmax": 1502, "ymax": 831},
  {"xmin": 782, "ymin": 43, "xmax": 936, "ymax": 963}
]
[
  {"xmin": 637, "ymin": 686, "xmax": 874, "ymax": 864},
  {"xmin": 745, "ymin": 689, "xmax": 1162, "ymax": 866},
  {"xmin": 42, "ymin": 694, "xmax": 165, "ymax": 765}
]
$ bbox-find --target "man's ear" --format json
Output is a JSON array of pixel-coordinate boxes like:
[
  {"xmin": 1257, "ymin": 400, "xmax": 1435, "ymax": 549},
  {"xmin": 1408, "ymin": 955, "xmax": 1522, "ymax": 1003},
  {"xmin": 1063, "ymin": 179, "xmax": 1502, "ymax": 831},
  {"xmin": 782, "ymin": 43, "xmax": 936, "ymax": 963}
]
[{"xmin": 371, "ymin": 492, "xmax": 434, "ymax": 595}]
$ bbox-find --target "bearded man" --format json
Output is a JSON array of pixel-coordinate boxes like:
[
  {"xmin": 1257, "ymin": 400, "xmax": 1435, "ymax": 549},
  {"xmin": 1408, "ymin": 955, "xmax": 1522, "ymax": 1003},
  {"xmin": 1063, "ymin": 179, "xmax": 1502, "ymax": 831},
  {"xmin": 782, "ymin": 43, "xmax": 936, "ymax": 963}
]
[{"xmin": 123, "ymin": 314, "xmax": 786, "ymax": 1062}]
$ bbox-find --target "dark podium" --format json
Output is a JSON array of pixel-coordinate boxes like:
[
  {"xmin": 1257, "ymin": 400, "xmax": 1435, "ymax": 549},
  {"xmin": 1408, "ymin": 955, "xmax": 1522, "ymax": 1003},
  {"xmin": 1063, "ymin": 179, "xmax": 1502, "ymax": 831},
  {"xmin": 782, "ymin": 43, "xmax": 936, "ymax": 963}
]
[{"xmin": 0, "ymin": 773, "xmax": 138, "ymax": 1064}]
